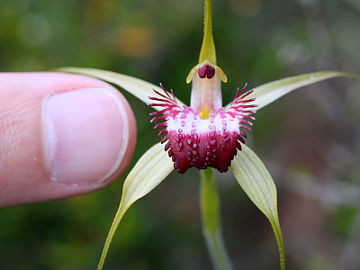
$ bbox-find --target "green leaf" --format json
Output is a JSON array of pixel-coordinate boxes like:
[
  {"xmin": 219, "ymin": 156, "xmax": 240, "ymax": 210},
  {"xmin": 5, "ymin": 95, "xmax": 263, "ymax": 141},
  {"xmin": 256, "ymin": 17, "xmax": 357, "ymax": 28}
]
[
  {"xmin": 230, "ymin": 145, "xmax": 285, "ymax": 270},
  {"xmin": 57, "ymin": 67, "xmax": 186, "ymax": 109},
  {"xmin": 248, "ymin": 71, "xmax": 360, "ymax": 110},
  {"xmin": 97, "ymin": 143, "xmax": 174, "ymax": 270}
]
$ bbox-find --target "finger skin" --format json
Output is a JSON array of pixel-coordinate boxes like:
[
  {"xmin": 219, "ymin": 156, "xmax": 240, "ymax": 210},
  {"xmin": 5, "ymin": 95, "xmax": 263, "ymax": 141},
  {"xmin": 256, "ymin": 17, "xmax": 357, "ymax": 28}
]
[{"xmin": 0, "ymin": 72, "xmax": 136, "ymax": 206}]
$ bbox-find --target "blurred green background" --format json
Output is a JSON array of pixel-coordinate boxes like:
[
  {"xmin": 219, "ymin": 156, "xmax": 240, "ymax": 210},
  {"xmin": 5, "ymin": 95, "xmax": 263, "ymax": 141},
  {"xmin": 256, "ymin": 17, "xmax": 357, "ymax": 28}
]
[{"xmin": 1, "ymin": 0, "xmax": 360, "ymax": 269}]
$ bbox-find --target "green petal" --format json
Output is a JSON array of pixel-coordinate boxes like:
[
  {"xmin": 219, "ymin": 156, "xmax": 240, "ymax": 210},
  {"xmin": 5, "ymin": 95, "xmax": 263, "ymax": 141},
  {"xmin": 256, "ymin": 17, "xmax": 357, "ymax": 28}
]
[
  {"xmin": 97, "ymin": 143, "xmax": 174, "ymax": 270},
  {"xmin": 248, "ymin": 71, "xmax": 360, "ymax": 110},
  {"xmin": 230, "ymin": 145, "xmax": 285, "ymax": 270},
  {"xmin": 57, "ymin": 67, "xmax": 186, "ymax": 109}
]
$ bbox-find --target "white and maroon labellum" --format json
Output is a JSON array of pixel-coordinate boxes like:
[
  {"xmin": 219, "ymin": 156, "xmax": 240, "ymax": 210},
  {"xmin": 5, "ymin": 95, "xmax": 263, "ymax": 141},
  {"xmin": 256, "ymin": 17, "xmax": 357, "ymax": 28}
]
[{"xmin": 149, "ymin": 63, "xmax": 256, "ymax": 174}]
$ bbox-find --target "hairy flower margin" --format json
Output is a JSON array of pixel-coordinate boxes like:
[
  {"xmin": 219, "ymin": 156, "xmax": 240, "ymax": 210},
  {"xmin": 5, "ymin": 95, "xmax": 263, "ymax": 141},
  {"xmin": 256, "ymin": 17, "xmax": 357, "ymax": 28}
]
[
  {"xmin": 149, "ymin": 83, "xmax": 256, "ymax": 173},
  {"xmin": 59, "ymin": 0, "xmax": 360, "ymax": 269}
]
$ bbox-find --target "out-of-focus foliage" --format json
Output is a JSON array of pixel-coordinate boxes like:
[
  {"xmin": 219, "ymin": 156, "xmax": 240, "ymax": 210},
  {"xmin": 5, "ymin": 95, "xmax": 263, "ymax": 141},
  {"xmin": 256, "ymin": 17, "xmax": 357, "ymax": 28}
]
[{"xmin": 0, "ymin": 0, "xmax": 360, "ymax": 269}]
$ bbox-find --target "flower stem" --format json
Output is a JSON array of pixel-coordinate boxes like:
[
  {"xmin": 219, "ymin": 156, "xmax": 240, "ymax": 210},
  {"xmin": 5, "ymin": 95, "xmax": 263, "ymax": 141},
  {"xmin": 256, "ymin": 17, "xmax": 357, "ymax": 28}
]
[
  {"xmin": 199, "ymin": 0, "xmax": 217, "ymax": 64},
  {"xmin": 200, "ymin": 168, "xmax": 233, "ymax": 270}
]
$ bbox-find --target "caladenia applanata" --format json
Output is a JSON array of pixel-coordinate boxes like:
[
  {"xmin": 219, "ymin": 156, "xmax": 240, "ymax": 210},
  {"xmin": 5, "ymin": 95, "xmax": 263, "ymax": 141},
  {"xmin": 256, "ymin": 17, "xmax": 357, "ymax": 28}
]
[
  {"xmin": 59, "ymin": 0, "xmax": 360, "ymax": 269},
  {"xmin": 149, "ymin": 81, "xmax": 256, "ymax": 174}
]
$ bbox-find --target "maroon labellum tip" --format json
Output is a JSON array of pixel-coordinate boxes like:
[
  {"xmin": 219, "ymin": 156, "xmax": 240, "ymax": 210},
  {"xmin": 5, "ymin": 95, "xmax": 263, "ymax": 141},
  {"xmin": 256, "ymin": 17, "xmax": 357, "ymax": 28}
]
[{"xmin": 149, "ymin": 85, "xmax": 256, "ymax": 174}]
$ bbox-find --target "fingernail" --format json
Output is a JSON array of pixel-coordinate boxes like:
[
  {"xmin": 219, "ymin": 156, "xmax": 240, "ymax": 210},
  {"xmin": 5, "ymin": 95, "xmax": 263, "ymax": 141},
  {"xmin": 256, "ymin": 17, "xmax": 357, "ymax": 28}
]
[{"xmin": 43, "ymin": 88, "xmax": 129, "ymax": 185}]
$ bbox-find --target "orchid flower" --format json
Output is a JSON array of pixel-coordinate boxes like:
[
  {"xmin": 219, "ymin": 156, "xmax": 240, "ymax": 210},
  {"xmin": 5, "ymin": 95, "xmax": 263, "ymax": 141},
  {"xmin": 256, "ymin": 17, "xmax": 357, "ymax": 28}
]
[{"xmin": 59, "ymin": 0, "xmax": 360, "ymax": 269}]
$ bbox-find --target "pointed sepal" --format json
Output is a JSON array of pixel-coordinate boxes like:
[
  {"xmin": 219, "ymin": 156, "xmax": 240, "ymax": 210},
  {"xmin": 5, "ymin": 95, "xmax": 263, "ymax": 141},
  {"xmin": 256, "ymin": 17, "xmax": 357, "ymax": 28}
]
[
  {"xmin": 247, "ymin": 71, "xmax": 360, "ymax": 110},
  {"xmin": 57, "ymin": 67, "xmax": 185, "ymax": 110},
  {"xmin": 97, "ymin": 143, "xmax": 174, "ymax": 270},
  {"xmin": 230, "ymin": 145, "xmax": 285, "ymax": 270},
  {"xmin": 199, "ymin": 0, "xmax": 216, "ymax": 64}
]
